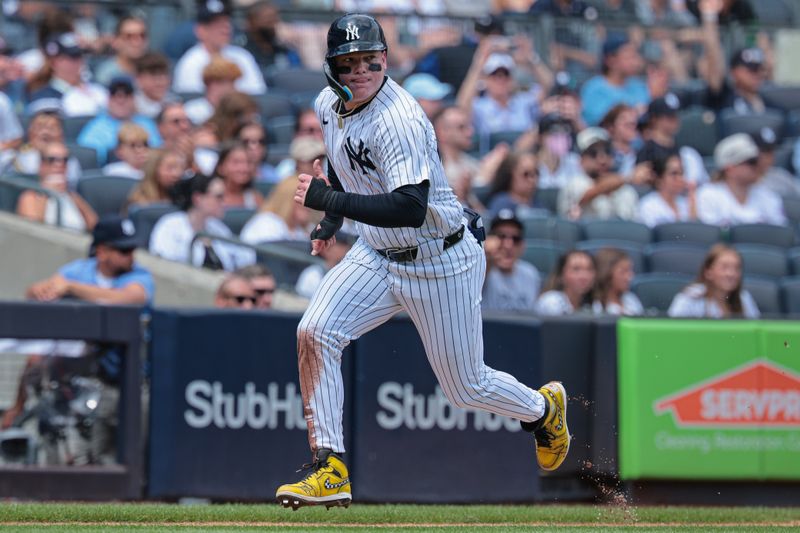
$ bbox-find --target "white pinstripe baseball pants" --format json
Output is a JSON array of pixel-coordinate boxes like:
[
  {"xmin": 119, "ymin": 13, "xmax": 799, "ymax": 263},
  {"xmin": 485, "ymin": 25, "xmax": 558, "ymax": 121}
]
[{"xmin": 296, "ymin": 231, "xmax": 546, "ymax": 453}]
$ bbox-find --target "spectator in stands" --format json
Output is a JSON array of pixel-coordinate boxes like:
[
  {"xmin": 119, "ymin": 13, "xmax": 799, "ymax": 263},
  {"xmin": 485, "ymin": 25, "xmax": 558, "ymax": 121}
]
[
  {"xmin": 599, "ymin": 104, "xmax": 640, "ymax": 180},
  {"xmin": 103, "ymin": 123, "xmax": 151, "ymax": 180},
  {"xmin": 699, "ymin": 0, "xmax": 766, "ymax": 114},
  {"xmin": 0, "ymin": 35, "xmax": 25, "ymax": 105},
  {"xmin": 275, "ymin": 107, "xmax": 324, "ymax": 179},
  {"xmin": 94, "ymin": 15, "xmax": 148, "ymax": 86},
  {"xmin": 240, "ymin": 138, "xmax": 323, "ymax": 244},
  {"xmin": 26, "ymin": 33, "xmax": 108, "ymax": 118},
  {"xmin": 16, "ymin": 142, "xmax": 97, "ymax": 232},
  {"xmin": 637, "ymin": 151, "xmax": 697, "ymax": 227},
  {"xmin": 580, "ymin": 35, "xmax": 649, "ymax": 126},
  {"xmin": 485, "ymin": 151, "xmax": 546, "ymax": 217},
  {"xmin": 157, "ymin": 102, "xmax": 195, "ymax": 165},
  {"xmin": 697, "ymin": 133, "xmax": 786, "ymax": 227},
  {"xmin": 125, "ymin": 149, "xmax": 187, "ymax": 213},
  {"xmin": 0, "ymin": 42, "xmax": 23, "ymax": 152},
  {"xmin": 236, "ymin": 121, "xmax": 279, "ymax": 184},
  {"xmin": 403, "ymin": 73, "xmax": 452, "ymax": 121},
  {"xmin": 482, "ymin": 208, "xmax": 541, "ymax": 312},
  {"xmin": 539, "ymin": 71, "xmax": 585, "ymax": 134},
  {"xmin": 236, "ymin": 263, "xmax": 276, "ymax": 309},
  {"xmin": 133, "ymin": 52, "xmax": 174, "ymax": 119},
  {"xmin": 199, "ymin": 91, "xmax": 260, "ymax": 148},
  {"xmin": 636, "ymin": 0, "xmax": 697, "ymax": 26},
  {"xmin": 686, "ymin": 0, "xmax": 756, "ymax": 26},
  {"xmin": 668, "ymin": 243, "xmax": 760, "ymax": 318},
  {"xmin": 1, "ymin": 104, "xmax": 82, "ymax": 187},
  {"xmin": 558, "ymin": 127, "xmax": 639, "ymax": 220},
  {"xmin": 529, "ymin": 0, "xmax": 599, "ymax": 76},
  {"xmin": 172, "ymin": 0, "xmax": 266, "ymax": 96},
  {"xmin": 295, "ymin": 231, "xmax": 355, "ymax": 300},
  {"xmin": 16, "ymin": 7, "xmax": 74, "ymax": 79},
  {"xmin": 535, "ymin": 113, "xmax": 581, "ymax": 189},
  {"xmin": 77, "ymin": 76, "xmax": 161, "ymax": 166},
  {"xmin": 535, "ymin": 250, "xmax": 596, "ymax": 316},
  {"xmin": 751, "ymin": 127, "xmax": 800, "ymax": 199},
  {"xmin": 636, "ymin": 93, "xmax": 709, "ymax": 185},
  {"xmin": 457, "ymin": 35, "xmax": 552, "ymax": 137},
  {"xmin": 432, "ymin": 105, "xmax": 502, "ymax": 209},
  {"xmin": 185, "ymin": 56, "xmax": 242, "ymax": 126},
  {"xmin": 214, "ymin": 141, "xmax": 263, "ymax": 209},
  {"xmin": 149, "ymin": 173, "xmax": 254, "ymax": 271},
  {"xmin": 242, "ymin": 0, "xmax": 302, "ymax": 71},
  {"xmin": 214, "ymin": 272, "xmax": 257, "ymax": 309},
  {"xmin": 591, "ymin": 247, "xmax": 644, "ymax": 316}
]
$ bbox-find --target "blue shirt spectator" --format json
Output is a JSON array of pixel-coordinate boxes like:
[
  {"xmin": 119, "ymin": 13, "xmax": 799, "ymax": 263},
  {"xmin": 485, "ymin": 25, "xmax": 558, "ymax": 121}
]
[{"xmin": 59, "ymin": 257, "xmax": 154, "ymax": 305}]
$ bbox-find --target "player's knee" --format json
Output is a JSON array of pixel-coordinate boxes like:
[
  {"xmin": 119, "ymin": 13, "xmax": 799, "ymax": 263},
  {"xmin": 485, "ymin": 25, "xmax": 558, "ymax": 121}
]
[{"xmin": 442, "ymin": 383, "xmax": 483, "ymax": 410}]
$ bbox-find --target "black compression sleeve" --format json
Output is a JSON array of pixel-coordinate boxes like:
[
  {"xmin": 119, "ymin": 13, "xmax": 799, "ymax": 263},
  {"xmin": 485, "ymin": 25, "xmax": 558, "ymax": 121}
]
[
  {"xmin": 304, "ymin": 179, "xmax": 429, "ymax": 228},
  {"xmin": 310, "ymin": 164, "xmax": 345, "ymax": 241}
]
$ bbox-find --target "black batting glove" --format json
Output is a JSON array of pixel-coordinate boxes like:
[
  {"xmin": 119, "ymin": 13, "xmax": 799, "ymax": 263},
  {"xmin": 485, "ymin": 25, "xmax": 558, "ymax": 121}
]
[{"xmin": 310, "ymin": 214, "xmax": 343, "ymax": 241}]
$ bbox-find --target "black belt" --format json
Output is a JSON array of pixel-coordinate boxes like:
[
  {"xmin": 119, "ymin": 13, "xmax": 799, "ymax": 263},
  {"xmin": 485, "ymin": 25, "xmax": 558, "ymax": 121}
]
[{"xmin": 376, "ymin": 225, "xmax": 465, "ymax": 262}]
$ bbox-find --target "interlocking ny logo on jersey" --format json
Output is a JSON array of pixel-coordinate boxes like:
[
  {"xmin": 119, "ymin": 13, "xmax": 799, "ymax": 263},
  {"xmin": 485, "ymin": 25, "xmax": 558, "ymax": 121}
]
[
  {"xmin": 345, "ymin": 23, "xmax": 359, "ymax": 41},
  {"xmin": 344, "ymin": 137, "xmax": 376, "ymax": 175}
]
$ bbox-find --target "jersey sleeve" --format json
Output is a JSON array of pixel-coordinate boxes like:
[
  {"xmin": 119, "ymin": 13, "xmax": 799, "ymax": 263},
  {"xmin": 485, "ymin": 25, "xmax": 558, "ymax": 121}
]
[{"xmin": 373, "ymin": 112, "xmax": 433, "ymax": 192}]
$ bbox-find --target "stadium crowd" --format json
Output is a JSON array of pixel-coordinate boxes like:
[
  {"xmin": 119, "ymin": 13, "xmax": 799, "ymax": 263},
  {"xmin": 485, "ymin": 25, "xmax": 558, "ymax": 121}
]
[{"xmin": 1, "ymin": 0, "xmax": 800, "ymax": 316}]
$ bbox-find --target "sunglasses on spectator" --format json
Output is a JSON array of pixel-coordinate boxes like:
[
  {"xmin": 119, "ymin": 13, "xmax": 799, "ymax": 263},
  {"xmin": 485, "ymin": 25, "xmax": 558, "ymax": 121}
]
[
  {"xmin": 228, "ymin": 294, "xmax": 257, "ymax": 305},
  {"xmin": 242, "ymin": 137, "xmax": 266, "ymax": 146},
  {"xmin": 492, "ymin": 232, "xmax": 523, "ymax": 244},
  {"xmin": 43, "ymin": 155, "xmax": 69, "ymax": 164}
]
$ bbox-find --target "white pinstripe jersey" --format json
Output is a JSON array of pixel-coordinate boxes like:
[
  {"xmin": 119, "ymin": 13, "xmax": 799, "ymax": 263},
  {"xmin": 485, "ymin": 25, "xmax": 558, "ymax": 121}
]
[{"xmin": 314, "ymin": 77, "xmax": 463, "ymax": 255}]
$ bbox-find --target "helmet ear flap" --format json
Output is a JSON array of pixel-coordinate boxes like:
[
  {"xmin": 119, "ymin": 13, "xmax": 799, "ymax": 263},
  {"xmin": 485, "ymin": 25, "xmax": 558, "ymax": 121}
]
[{"xmin": 324, "ymin": 60, "xmax": 353, "ymax": 103}]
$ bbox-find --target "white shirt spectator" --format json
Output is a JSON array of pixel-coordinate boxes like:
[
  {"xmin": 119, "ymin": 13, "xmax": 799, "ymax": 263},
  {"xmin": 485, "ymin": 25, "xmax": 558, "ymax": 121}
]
[
  {"xmin": 696, "ymin": 182, "xmax": 786, "ymax": 227},
  {"xmin": 240, "ymin": 212, "xmax": 307, "ymax": 244},
  {"xmin": 538, "ymin": 153, "xmax": 582, "ymax": 189},
  {"xmin": 558, "ymin": 170, "xmax": 639, "ymax": 220},
  {"xmin": 482, "ymin": 260, "xmax": 541, "ymax": 312},
  {"xmin": 149, "ymin": 211, "xmax": 254, "ymax": 271},
  {"xmin": 668, "ymin": 283, "xmax": 760, "ymax": 318},
  {"xmin": 592, "ymin": 292, "xmax": 644, "ymax": 316},
  {"xmin": 0, "ymin": 92, "xmax": 23, "ymax": 144},
  {"xmin": 680, "ymin": 146, "xmax": 709, "ymax": 185},
  {"xmin": 472, "ymin": 86, "xmax": 541, "ymax": 136},
  {"xmin": 535, "ymin": 290, "xmax": 575, "ymax": 316},
  {"xmin": 637, "ymin": 191, "xmax": 691, "ymax": 227},
  {"xmin": 184, "ymin": 97, "xmax": 214, "ymax": 125},
  {"xmin": 103, "ymin": 161, "xmax": 144, "ymax": 180},
  {"xmin": 172, "ymin": 44, "xmax": 266, "ymax": 95},
  {"xmin": 45, "ymin": 192, "xmax": 87, "ymax": 232}
]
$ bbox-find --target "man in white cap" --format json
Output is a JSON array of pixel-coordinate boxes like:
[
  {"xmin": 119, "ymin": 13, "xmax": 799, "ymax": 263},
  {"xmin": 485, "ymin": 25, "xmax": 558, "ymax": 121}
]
[
  {"xmin": 696, "ymin": 133, "xmax": 786, "ymax": 227},
  {"xmin": 558, "ymin": 127, "xmax": 638, "ymax": 220}
]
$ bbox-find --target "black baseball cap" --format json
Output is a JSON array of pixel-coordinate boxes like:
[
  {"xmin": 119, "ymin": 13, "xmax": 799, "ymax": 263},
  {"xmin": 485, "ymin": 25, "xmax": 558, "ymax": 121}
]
[
  {"xmin": 647, "ymin": 92, "xmax": 681, "ymax": 117},
  {"xmin": 91, "ymin": 216, "xmax": 139, "ymax": 253},
  {"xmin": 108, "ymin": 75, "xmax": 135, "ymax": 95},
  {"xmin": 752, "ymin": 126, "xmax": 779, "ymax": 150},
  {"xmin": 197, "ymin": 0, "xmax": 232, "ymax": 24},
  {"xmin": 43, "ymin": 33, "xmax": 83, "ymax": 58},
  {"xmin": 474, "ymin": 15, "xmax": 504, "ymax": 36},
  {"xmin": 490, "ymin": 208, "xmax": 523, "ymax": 234},
  {"xmin": 730, "ymin": 47, "xmax": 765, "ymax": 70},
  {"xmin": 602, "ymin": 35, "xmax": 629, "ymax": 58},
  {"xmin": 538, "ymin": 113, "xmax": 572, "ymax": 135}
]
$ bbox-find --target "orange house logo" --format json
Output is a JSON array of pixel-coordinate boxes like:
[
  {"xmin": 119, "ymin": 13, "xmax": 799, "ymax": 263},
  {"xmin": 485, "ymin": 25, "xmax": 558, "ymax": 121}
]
[{"xmin": 653, "ymin": 360, "xmax": 800, "ymax": 429}]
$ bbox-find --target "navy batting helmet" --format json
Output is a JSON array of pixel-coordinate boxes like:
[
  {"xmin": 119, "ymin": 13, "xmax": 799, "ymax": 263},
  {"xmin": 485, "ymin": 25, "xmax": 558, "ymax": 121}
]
[{"xmin": 324, "ymin": 14, "xmax": 387, "ymax": 103}]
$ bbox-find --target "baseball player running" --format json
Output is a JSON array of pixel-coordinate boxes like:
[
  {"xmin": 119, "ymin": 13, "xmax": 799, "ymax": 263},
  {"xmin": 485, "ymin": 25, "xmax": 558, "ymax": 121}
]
[{"xmin": 276, "ymin": 13, "xmax": 570, "ymax": 510}]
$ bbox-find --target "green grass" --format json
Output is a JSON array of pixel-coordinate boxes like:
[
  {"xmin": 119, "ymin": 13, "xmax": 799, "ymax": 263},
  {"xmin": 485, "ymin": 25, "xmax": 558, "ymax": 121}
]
[{"xmin": 0, "ymin": 503, "xmax": 798, "ymax": 532}]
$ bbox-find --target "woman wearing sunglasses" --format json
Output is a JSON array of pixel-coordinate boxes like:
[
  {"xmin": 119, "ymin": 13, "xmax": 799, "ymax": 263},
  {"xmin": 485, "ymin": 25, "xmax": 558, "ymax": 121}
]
[{"xmin": 696, "ymin": 134, "xmax": 786, "ymax": 227}]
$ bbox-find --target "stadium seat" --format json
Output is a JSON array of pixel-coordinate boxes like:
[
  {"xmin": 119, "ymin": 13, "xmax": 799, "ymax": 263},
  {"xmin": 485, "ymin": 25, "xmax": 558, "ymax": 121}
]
[
  {"xmin": 780, "ymin": 276, "xmax": 800, "ymax": 314},
  {"xmin": 0, "ymin": 173, "xmax": 39, "ymax": 212},
  {"xmin": 652, "ymin": 221, "xmax": 721, "ymax": 246},
  {"xmin": 751, "ymin": 0, "xmax": 794, "ymax": 26},
  {"xmin": 473, "ymin": 185, "xmax": 492, "ymax": 206},
  {"xmin": 762, "ymin": 85, "xmax": 800, "ymax": 113},
  {"xmin": 774, "ymin": 141, "xmax": 796, "ymax": 172},
  {"xmin": 255, "ymin": 239, "xmax": 314, "ymax": 287},
  {"xmin": 644, "ymin": 242, "xmax": 707, "ymax": 276},
  {"xmin": 66, "ymin": 144, "xmax": 99, "ymax": 171},
  {"xmin": 266, "ymin": 116, "xmax": 296, "ymax": 146},
  {"xmin": 718, "ymin": 108, "xmax": 785, "ymax": 140},
  {"xmin": 576, "ymin": 240, "xmax": 645, "ymax": 273},
  {"xmin": 253, "ymin": 181, "xmax": 275, "ymax": 198},
  {"xmin": 668, "ymin": 80, "xmax": 708, "ymax": 108},
  {"xmin": 728, "ymin": 223, "xmax": 795, "ymax": 248},
  {"xmin": 536, "ymin": 187, "xmax": 560, "ymax": 215},
  {"xmin": 787, "ymin": 247, "xmax": 800, "ymax": 275},
  {"xmin": 223, "ymin": 207, "xmax": 256, "ymax": 236},
  {"xmin": 255, "ymin": 93, "xmax": 295, "ymax": 121},
  {"xmin": 76, "ymin": 174, "xmax": 139, "ymax": 217},
  {"xmin": 62, "ymin": 116, "xmax": 94, "ymax": 142},
  {"xmin": 128, "ymin": 203, "xmax": 178, "ymax": 248},
  {"xmin": 743, "ymin": 275, "xmax": 782, "ymax": 315},
  {"xmin": 631, "ymin": 273, "xmax": 692, "ymax": 313},
  {"xmin": 783, "ymin": 197, "xmax": 800, "ymax": 224},
  {"xmin": 489, "ymin": 130, "xmax": 522, "ymax": 150},
  {"xmin": 522, "ymin": 239, "xmax": 567, "ymax": 276},
  {"xmin": 675, "ymin": 107, "xmax": 718, "ymax": 157},
  {"xmin": 266, "ymin": 143, "xmax": 290, "ymax": 166},
  {"xmin": 581, "ymin": 219, "xmax": 652, "ymax": 246},
  {"xmin": 175, "ymin": 91, "xmax": 204, "ymax": 103},
  {"xmin": 734, "ymin": 244, "xmax": 789, "ymax": 279},
  {"xmin": 268, "ymin": 68, "xmax": 326, "ymax": 95},
  {"xmin": 521, "ymin": 216, "xmax": 582, "ymax": 247}
]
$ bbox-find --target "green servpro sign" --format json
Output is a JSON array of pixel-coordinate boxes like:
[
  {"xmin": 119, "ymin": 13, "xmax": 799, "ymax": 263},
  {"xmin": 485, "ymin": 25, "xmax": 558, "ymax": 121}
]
[{"xmin": 618, "ymin": 319, "xmax": 800, "ymax": 480}]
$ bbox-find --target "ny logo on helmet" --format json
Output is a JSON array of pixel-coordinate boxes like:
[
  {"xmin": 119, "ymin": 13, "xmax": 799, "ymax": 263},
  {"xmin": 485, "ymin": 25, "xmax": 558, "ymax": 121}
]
[{"xmin": 345, "ymin": 22, "xmax": 360, "ymax": 41}]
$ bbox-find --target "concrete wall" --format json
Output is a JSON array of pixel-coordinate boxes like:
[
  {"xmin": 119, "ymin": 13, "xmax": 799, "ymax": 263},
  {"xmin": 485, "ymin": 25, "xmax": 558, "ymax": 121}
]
[{"xmin": 0, "ymin": 212, "xmax": 308, "ymax": 311}]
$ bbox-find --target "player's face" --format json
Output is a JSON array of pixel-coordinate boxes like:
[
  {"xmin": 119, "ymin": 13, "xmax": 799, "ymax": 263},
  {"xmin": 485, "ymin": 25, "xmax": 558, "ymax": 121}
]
[{"xmin": 334, "ymin": 51, "xmax": 387, "ymax": 107}]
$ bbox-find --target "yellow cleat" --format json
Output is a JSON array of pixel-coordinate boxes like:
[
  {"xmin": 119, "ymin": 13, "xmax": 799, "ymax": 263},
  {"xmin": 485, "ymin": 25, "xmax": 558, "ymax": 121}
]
[
  {"xmin": 276, "ymin": 451, "xmax": 352, "ymax": 510},
  {"xmin": 534, "ymin": 381, "xmax": 571, "ymax": 471}
]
